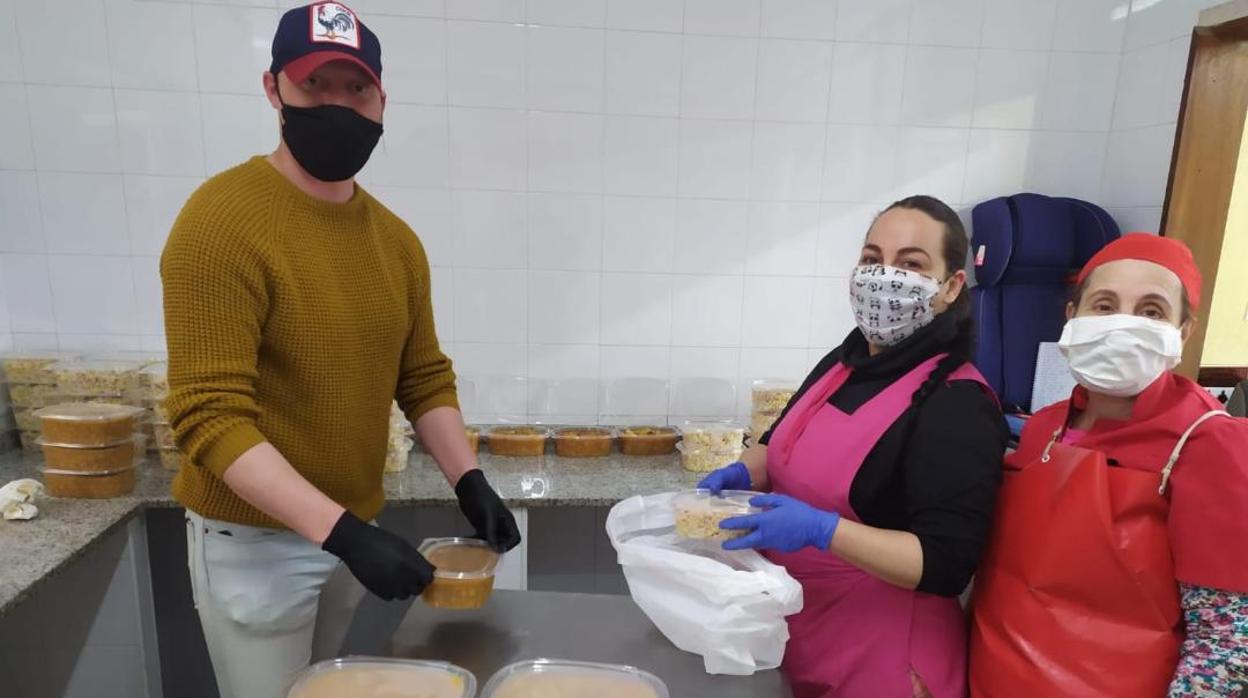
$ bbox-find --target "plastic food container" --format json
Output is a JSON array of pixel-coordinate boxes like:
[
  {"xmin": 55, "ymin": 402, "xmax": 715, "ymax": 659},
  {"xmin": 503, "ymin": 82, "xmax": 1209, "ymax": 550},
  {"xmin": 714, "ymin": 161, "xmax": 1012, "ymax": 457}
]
[
  {"xmin": 749, "ymin": 411, "xmax": 782, "ymax": 439},
  {"xmin": 419, "ymin": 537, "xmax": 500, "ymax": 610},
  {"xmin": 36, "ymin": 403, "xmax": 141, "ymax": 446},
  {"xmin": 676, "ymin": 443, "xmax": 742, "ymax": 474},
  {"xmin": 42, "ymin": 465, "xmax": 137, "ymax": 499},
  {"xmin": 384, "ymin": 436, "xmax": 413, "ymax": 473},
  {"xmin": 287, "ymin": 657, "xmax": 476, "ymax": 698},
  {"xmin": 465, "ymin": 426, "xmax": 480, "ymax": 454},
  {"xmin": 138, "ymin": 362, "xmax": 168, "ymax": 400},
  {"xmin": 751, "ymin": 380, "xmax": 797, "ymax": 413},
  {"xmin": 553, "ymin": 427, "xmax": 613, "ymax": 458},
  {"xmin": 1, "ymin": 352, "xmax": 79, "ymax": 384},
  {"xmin": 617, "ymin": 426, "xmax": 679, "ymax": 456},
  {"xmin": 673, "ymin": 489, "xmax": 761, "ymax": 541},
  {"xmin": 8, "ymin": 383, "xmax": 60, "ymax": 408},
  {"xmin": 150, "ymin": 400, "xmax": 169, "ymax": 422},
  {"xmin": 40, "ymin": 437, "xmax": 139, "ymax": 473},
  {"xmin": 487, "ymin": 426, "xmax": 550, "ymax": 457},
  {"xmin": 14, "ymin": 408, "xmax": 40, "ymax": 432},
  {"xmin": 482, "ymin": 659, "xmax": 669, "ymax": 698},
  {"xmin": 18, "ymin": 430, "xmax": 40, "ymax": 452},
  {"xmin": 50, "ymin": 359, "xmax": 144, "ymax": 395},
  {"xmin": 679, "ymin": 421, "xmax": 745, "ymax": 452},
  {"xmin": 153, "ymin": 422, "xmax": 176, "ymax": 450},
  {"xmin": 159, "ymin": 448, "xmax": 182, "ymax": 472}
]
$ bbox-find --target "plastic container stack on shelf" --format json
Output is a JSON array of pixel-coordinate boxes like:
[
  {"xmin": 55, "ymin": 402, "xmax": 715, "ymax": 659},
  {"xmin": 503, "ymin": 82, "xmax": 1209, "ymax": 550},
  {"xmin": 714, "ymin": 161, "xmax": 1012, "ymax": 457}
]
[
  {"xmin": 36, "ymin": 403, "xmax": 145, "ymax": 498},
  {"xmin": 749, "ymin": 380, "xmax": 797, "ymax": 442},
  {"xmin": 1, "ymin": 352, "xmax": 81, "ymax": 452},
  {"xmin": 676, "ymin": 421, "xmax": 745, "ymax": 473}
]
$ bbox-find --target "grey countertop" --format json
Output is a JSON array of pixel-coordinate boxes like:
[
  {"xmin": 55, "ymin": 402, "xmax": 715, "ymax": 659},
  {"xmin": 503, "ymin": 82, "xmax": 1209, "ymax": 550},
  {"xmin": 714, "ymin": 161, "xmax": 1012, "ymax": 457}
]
[{"xmin": 0, "ymin": 449, "xmax": 707, "ymax": 617}]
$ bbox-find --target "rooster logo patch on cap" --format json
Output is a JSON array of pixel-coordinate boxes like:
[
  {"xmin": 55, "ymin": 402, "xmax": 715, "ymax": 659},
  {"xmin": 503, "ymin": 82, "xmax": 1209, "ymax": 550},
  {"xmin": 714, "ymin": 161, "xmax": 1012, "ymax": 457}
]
[{"xmin": 310, "ymin": 3, "xmax": 360, "ymax": 48}]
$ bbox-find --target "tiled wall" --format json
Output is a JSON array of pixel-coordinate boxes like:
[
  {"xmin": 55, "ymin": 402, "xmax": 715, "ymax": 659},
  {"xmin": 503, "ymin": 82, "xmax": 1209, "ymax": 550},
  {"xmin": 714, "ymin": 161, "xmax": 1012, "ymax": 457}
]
[{"xmin": 0, "ymin": 0, "xmax": 1221, "ymax": 424}]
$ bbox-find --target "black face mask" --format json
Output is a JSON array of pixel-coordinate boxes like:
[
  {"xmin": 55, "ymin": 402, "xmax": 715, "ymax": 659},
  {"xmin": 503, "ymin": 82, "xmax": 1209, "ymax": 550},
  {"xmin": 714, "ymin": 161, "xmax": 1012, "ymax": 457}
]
[{"xmin": 279, "ymin": 96, "xmax": 383, "ymax": 182}]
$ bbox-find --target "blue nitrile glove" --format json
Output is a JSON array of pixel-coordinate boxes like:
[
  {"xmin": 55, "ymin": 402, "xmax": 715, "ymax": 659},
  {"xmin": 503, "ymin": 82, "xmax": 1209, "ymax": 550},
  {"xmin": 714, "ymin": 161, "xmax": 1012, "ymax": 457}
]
[
  {"xmin": 719, "ymin": 494, "xmax": 841, "ymax": 553},
  {"xmin": 697, "ymin": 462, "xmax": 751, "ymax": 494}
]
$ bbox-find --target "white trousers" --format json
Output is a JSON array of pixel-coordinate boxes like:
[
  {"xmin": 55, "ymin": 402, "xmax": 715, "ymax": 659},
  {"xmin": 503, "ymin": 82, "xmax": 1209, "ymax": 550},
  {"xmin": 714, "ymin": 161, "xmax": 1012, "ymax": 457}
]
[{"xmin": 185, "ymin": 511, "xmax": 367, "ymax": 698}]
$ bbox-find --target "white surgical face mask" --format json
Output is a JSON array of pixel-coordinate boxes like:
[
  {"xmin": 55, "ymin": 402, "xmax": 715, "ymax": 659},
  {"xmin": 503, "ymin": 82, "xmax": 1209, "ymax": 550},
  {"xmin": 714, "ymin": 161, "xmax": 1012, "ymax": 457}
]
[
  {"xmin": 1057, "ymin": 314, "xmax": 1183, "ymax": 398},
  {"xmin": 849, "ymin": 264, "xmax": 943, "ymax": 347}
]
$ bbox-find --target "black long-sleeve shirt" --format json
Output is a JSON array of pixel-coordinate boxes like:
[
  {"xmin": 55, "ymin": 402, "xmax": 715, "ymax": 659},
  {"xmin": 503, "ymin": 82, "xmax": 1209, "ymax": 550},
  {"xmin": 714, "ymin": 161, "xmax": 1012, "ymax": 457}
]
[{"xmin": 759, "ymin": 312, "xmax": 1007, "ymax": 596}]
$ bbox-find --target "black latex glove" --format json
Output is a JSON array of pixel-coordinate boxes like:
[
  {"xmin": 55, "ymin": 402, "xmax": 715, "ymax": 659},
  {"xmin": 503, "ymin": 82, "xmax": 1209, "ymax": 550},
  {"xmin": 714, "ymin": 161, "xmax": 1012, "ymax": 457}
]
[
  {"xmin": 455, "ymin": 469, "xmax": 521, "ymax": 552},
  {"xmin": 322, "ymin": 511, "xmax": 434, "ymax": 601}
]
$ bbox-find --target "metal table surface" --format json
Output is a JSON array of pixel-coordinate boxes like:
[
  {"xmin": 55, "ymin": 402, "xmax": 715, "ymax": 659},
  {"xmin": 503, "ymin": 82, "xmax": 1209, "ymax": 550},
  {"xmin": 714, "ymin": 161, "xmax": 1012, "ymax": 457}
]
[{"xmin": 386, "ymin": 589, "xmax": 792, "ymax": 697}]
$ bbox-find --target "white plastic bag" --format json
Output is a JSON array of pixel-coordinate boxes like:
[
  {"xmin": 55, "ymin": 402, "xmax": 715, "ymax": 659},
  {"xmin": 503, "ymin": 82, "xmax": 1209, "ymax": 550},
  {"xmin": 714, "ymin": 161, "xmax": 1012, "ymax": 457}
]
[{"xmin": 606, "ymin": 492, "xmax": 803, "ymax": 675}]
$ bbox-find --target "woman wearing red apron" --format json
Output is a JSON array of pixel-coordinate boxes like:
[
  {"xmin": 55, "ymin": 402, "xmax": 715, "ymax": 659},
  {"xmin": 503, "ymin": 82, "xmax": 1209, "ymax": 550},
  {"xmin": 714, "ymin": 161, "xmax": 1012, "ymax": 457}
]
[
  {"xmin": 700, "ymin": 196, "xmax": 1008, "ymax": 698},
  {"xmin": 969, "ymin": 234, "xmax": 1248, "ymax": 697}
]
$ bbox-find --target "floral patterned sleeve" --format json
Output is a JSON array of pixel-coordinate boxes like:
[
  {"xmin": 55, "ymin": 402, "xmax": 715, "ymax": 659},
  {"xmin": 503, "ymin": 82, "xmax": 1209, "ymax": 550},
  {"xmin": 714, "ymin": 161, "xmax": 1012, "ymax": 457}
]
[{"xmin": 1168, "ymin": 583, "xmax": 1248, "ymax": 697}]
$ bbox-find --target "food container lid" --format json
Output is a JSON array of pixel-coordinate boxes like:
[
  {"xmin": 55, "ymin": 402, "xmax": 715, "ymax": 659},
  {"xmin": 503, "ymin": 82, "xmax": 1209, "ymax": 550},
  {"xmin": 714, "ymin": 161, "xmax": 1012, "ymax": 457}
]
[
  {"xmin": 34, "ymin": 403, "xmax": 143, "ymax": 422},
  {"xmin": 481, "ymin": 659, "xmax": 669, "ymax": 698},
  {"xmin": 287, "ymin": 657, "xmax": 477, "ymax": 698},
  {"xmin": 41, "ymin": 465, "xmax": 137, "ymax": 477},
  {"xmin": 37, "ymin": 435, "xmax": 141, "ymax": 450},
  {"xmin": 418, "ymin": 537, "xmax": 500, "ymax": 579},
  {"xmin": 49, "ymin": 358, "xmax": 147, "ymax": 373},
  {"xmin": 674, "ymin": 442, "xmax": 744, "ymax": 456},
  {"xmin": 487, "ymin": 425, "xmax": 551, "ymax": 437},
  {"xmin": 678, "ymin": 420, "xmax": 745, "ymax": 436},
  {"xmin": 553, "ymin": 426, "xmax": 614, "ymax": 439},
  {"xmin": 673, "ymin": 488, "xmax": 761, "ymax": 514},
  {"xmin": 751, "ymin": 379, "xmax": 798, "ymax": 390},
  {"xmin": 618, "ymin": 425, "xmax": 678, "ymax": 435}
]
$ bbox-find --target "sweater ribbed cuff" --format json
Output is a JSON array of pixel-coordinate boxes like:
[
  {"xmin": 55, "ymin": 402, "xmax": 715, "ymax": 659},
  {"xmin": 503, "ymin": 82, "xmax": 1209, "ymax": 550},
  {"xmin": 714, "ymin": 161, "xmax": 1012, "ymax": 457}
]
[{"xmin": 200, "ymin": 422, "xmax": 269, "ymax": 478}]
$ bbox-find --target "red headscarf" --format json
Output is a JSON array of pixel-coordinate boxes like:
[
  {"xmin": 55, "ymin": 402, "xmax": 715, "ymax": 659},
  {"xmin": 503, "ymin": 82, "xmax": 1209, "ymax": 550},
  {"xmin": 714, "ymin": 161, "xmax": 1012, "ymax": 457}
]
[{"xmin": 1076, "ymin": 233, "xmax": 1203, "ymax": 311}]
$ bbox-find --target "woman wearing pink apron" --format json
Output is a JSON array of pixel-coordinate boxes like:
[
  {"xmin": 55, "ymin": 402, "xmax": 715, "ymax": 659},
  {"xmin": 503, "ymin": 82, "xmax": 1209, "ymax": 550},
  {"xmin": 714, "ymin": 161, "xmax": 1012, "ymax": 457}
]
[{"xmin": 701, "ymin": 196, "xmax": 1006, "ymax": 698}]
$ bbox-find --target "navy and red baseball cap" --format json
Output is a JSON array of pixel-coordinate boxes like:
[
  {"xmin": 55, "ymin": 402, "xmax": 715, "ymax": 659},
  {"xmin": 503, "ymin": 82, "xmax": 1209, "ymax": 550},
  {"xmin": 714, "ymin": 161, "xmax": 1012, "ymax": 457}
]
[{"xmin": 270, "ymin": 2, "xmax": 382, "ymax": 87}]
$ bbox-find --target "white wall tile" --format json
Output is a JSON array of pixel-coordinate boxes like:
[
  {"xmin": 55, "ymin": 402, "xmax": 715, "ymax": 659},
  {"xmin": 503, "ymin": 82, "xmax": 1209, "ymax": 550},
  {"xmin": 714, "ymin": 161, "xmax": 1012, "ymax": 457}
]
[
  {"xmin": 366, "ymin": 105, "xmax": 449, "ymax": 187},
  {"xmin": 601, "ymin": 273, "xmax": 673, "ymax": 346},
  {"xmin": 131, "ymin": 256, "xmax": 163, "ymax": 336},
  {"xmin": 604, "ymin": 116, "xmax": 679, "ymax": 197},
  {"xmin": 680, "ymin": 36, "xmax": 759, "ymax": 120},
  {"xmin": 529, "ymin": 0, "xmax": 606, "ymax": 27},
  {"xmin": 17, "ymin": 0, "xmax": 111, "ymax": 86},
  {"xmin": 1113, "ymin": 42, "xmax": 1169, "ymax": 130},
  {"xmin": 982, "ymin": 0, "xmax": 1059, "ymax": 51},
  {"xmin": 810, "ymin": 276, "xmax": 855, "ymax": 347},
  {"xmin": 446, "ymin": 0, "xmax": 522, "ymax": 22},
  {"xmin": 603, "ymin": 196, "xmax": 676, "ymax": 273},
  {"xmin": 605, "ymin": 31, "xmax": 682, "ymax": 117},
  {"xmin": 1, "ymin": 254, "xmax": 55, "ymax": 333},
  {"xmin": 1025, "ymin": 131, "xmax": 1108, "ymax": 201},
  {"xmin": 0, "ymin": 172, "xmax": 43, "ymax": 254},
  {"xmin": 827, "ymin": 43, "xmax": 907, "ymax": 125},
  {"xmin": 1040, "ymin": 52, "xmax": 1119, "ymax": 131},
  {"xmin": 1052, "ymin": 0, "xmax": 1129, "ymax": 52},
  {"xmin": 815, "ymin": 202, "xmax": 877, "ymax": 276},
  {"xmin": 11, "ymin": 333, "xmax": 60, "ymax": 351},
  {"xmin": 454, "ymin": 268, "xmax": 527, "ymax": 343},
  {"xmin": 0, "ymin": 0, "xmax": 21, "ymax": 83},
  {"xmin": 123, "ymin": 175, "xmax": 202, "ymax": 257},
  {"xmin": 606, "ymin": 0, "xmax": 684, "ymax": 32},
  {"xmin": 527, "ymin": 26, "xmax": 605, "ymax": 113},
  {"xmin": 105, "ymin": 0, "xmax": 198, "ymax": 91},
  {"xmin": 528, "ymin": 112, "xmax": 604, "ymax": 194},
  {"xmin": 671, "ymin": 275, "xmax": 744, "ymax": 347},
  {"xmin": 760, "ymin": 0, "xmax": 837, "ymax": 40},
  {"xmin": 56, "ymin": 333, "xmax": 142, "ymax": 353},
  {"xmin": 1124, "ymin": 0, "xmax": 1198, "ymax": 52},
  {"xmin": 836, "ymin": 0, "xmax": 914, "ymax": 44},
  {"xmin": 430, "ymin": 266, "xmax": 454, "ymax": 342},
  {"xmin": 529, "ymin": 271, "xmax": 600, "ymax": 344},
  {"xmin": 449, "ymin": 108, "xmax": 526, "ymax": 190},
  {"xmin": 669, "ymin": 347, "xmax": 740, "ymax": 415},
  {"xmin": 193, "ymin": 5, "xmax": 277, "ymax": 95},
  {"xmin": 674, "ymin": 199, "xmax": 750, "ymax": 275},
  {"xmin": 601, "ymin": 345, "xmax": 669, "ymax": 381},
  {"xmin": 909, "ymin": 0, "xmax": 986, "ymax": 47},
  {"xmin": 0, "ymin": 84, "xmax": 32, "ymax": 171},
  {"xmin": 684, "ymin": 0, "xmax": 761, "ymax": 36},
  {"xmin": 754, "ymin": 39, "xmax": 833, "ymax": 123},
  {"xmin": 369, "ymin": 16, "xmax": 447, "ymax": 105},
  {"xmin": 821, "ymin": 124, "xmax": 899, "ymax": 203},
  {"xmin": 901, "ymin": 47, "xmax": 978, "ymax": 128},
  {"xmin": 369, "ymin": 187, "xmax": 454, "ymax": 267},
  {"xmin": 895, "ymin": 127, "xmax": 970, "ymax": 205},
  {"xmin": 200, "ymin": 95, "xmax": 276, "ymax": 175},
  {"xmin": 738, "ymin": 346, "xmax": 809, "ymax": 404},
  {"xmin": 334, "ymin": 0, "xmax": 444, "ymax": 17},
  {"xmin": 677, "ymin": 119, "xmax": 752, "ymax": 199},
  {"xmin": 972, "ymin": 50, "xmax": 1050, "ymax": 130},
  {"xmin": 452, "ymin": 190, "xmax": 527, "ymax": 269},
  {"xmin": 742, "ymin": 276, "xmax": 812, "ymax": 348},
  {"xmin": 750, "ymin": 122, "xmax": 825, "ymax": 202},
  {"xmin": 48, "ymin": 255, "xmax": 137, "ymax": 335},
  {"xmin": 1159, "ymin": 36, "xmax": 1191, "ymax": 126},
  {"xmin": 39, "ymin": 173, "xmax": 129, "ymax": 256},
  {"xmin": 962, "ymin": 129, "xmax": 1031, "ymax": 203},
  {"xmin": 527, "ymin": 193, "xmax": 603, "ymax": 271},
  {"xmin": 447, "ymin": 21, "xmax": 526, "ymax": 109},
  {"xmin": 528, "ymin": 345, "xmax": 601, "ymax": 415},
  {"xmin": 26, "ymin": 86, "xmax": 120, "ymax": 173},
  {"xmin": 115, "ymin": 90, "xmax": 206, "ymax": 177},
  {"xmin": 745, "ymin": 202, "xmax": 820, "ymax": 276}
]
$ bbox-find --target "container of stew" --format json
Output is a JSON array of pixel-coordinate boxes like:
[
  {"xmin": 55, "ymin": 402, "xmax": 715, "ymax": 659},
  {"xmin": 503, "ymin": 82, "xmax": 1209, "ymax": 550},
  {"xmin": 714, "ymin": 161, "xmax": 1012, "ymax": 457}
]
[
  {"xmin": 35, "ymin": 403, "xmax": 142, "ymax": 446},
  {"xmin": 487, "ymin": 426, "xmax": 550, "ymax": 457},
  {"xmin": 481, "ymin": 659, "xmax": 669, "ymax": 698},
  {"xmin": 418, "ymin": 537, "xmax": 500, "ymax": 610},
  {"xmin": 287, "ymin": 657, "xmax": 476, "ymax": 698},
  {"xmin": 40, "ymin": 436, "xmax": 141, "ymax": 473},
  {"xmin": 553, "ymin": 427, "xmax": 613, "ymax": 458},
  {"xmin": 617, "ymin": 426, "xmax": 679, "ymax": 456},
  {"xmin": 42, "ymin": 465, "xmax": 137, "ymax": 499}
]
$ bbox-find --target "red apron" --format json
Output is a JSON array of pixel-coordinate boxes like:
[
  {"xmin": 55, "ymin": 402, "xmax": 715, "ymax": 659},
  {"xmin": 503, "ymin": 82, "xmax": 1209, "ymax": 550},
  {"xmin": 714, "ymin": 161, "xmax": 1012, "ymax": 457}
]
[
  {"xmin": 766, "ymin": 354, "xmax": 990, "ymax": 698},
  {"xmin": 969, "ymin": 405, "xmax": 1229, "ymax": 697}
]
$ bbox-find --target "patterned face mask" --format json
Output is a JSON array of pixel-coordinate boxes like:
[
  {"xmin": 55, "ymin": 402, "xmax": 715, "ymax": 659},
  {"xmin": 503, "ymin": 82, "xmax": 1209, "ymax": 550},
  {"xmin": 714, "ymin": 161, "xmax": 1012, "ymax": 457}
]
[{"xmin": 848, "ymin": 264, "xmax": 943, "ymax": 347}]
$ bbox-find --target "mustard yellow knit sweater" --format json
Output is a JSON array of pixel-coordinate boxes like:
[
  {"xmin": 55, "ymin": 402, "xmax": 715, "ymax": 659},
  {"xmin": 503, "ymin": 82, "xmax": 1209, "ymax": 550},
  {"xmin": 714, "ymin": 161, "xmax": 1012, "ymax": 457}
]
[{"xmin": 161, "ymin": 156, "xmax": 458, "ymax": 527}]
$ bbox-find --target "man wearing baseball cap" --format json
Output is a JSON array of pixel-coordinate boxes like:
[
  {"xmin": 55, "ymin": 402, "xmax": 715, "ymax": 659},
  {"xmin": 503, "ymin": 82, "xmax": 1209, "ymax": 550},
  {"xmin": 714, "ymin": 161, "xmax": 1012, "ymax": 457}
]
[{"xmin": 161, "ymin": 4, "xmax": 519, "ymax": 696}]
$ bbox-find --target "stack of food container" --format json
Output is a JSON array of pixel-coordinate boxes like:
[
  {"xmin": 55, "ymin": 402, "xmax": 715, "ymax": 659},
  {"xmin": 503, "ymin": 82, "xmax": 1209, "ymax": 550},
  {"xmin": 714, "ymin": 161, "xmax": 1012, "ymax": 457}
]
[
  {"xmin": 749, "ymin": 380, "xmax": 797, "ymax": 442},
  {"xmin": 36, "ymin": 403, "xmax": 144, "ymax": 498},
  {"xmin": 138, "ymin": 362, "xmax": 180, "ymax": 471},
  {"xmin": 1, "ymin": 352, "xmax": 80, "ymax": 452},
  {"xmin": 384, "ymin": 402, "xmax": 415, "ymax": 473},
  {"xmin": 676, "ymin": 421, "xmax": 745, "ymax": 473},
  {"xmin": 50, "ymin": 358, "xmax": 145, "ymax": 406}
]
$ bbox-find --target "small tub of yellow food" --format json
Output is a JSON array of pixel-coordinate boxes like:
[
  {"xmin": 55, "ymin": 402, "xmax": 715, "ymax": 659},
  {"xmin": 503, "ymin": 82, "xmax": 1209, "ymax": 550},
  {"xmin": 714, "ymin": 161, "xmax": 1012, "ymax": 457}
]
[
  {"xmin": 419, "ymin": 537, "xmax": 500, "ymax": 610},
  {"xmin": 286, "ymin": 657, "xmax": 475, "ymax": 698},
  {"xmin": 482, "ymin": 659, "xmax": 669, "ymax": 698}
]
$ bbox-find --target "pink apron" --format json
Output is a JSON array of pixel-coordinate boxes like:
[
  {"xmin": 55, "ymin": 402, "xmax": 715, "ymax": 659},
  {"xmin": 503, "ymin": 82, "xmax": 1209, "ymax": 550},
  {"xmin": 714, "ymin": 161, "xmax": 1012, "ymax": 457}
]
[{"xmin": 766, "ymin": 355, "xmax": 990, "ymax": 698}]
